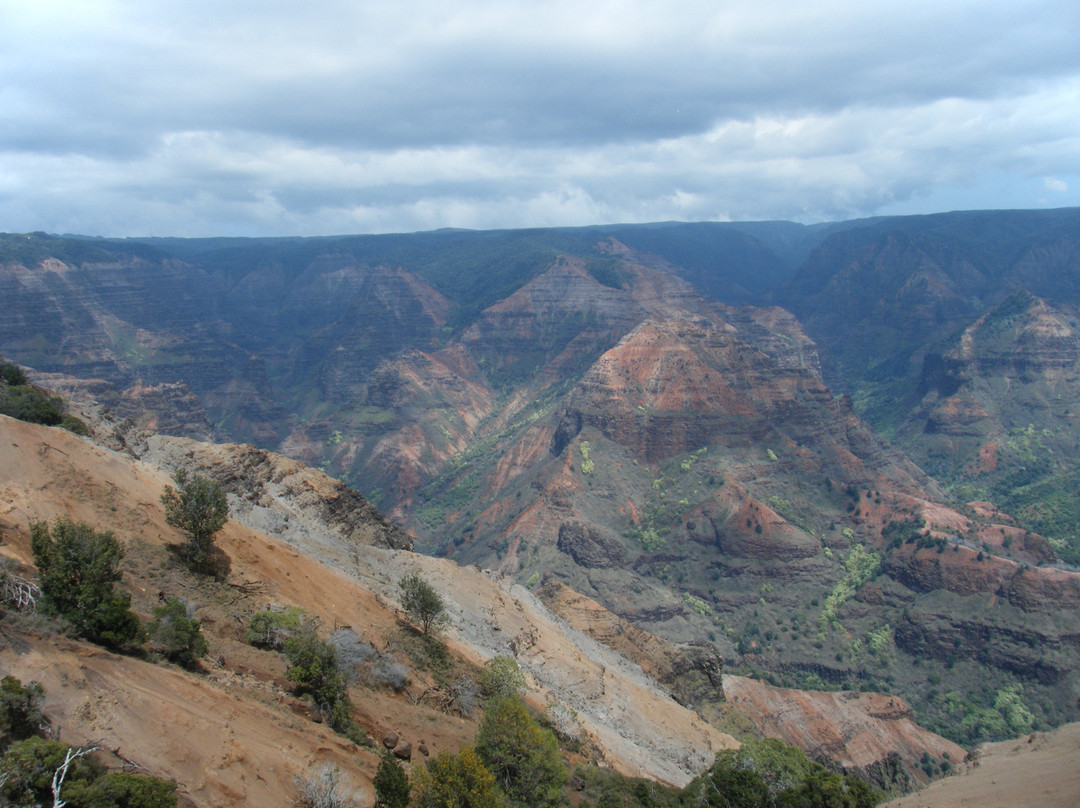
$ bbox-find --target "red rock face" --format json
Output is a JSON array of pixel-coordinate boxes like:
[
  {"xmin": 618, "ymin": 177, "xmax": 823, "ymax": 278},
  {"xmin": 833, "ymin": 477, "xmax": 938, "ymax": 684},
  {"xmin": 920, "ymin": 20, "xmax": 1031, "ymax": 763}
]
[
  {"xmin": 911, "ymin": 291, "xmax": 1080, "ymax": 474},
  {"xmin": 723, "ymin": 676, "xmax": 966, "ymax": 790},
  {"xmin": 554, "ymin": 315, "xmax": 838, "ymax": 462}
]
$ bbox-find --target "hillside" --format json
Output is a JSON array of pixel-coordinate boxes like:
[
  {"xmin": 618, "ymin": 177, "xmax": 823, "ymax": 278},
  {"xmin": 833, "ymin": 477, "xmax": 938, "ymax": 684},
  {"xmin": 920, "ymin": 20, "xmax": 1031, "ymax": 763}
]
[
  {"xmin": 3, "ymin": 209, "xmax": 1080, "ymax": 754},
  {"xmin": 1, "ymin": 413, "xmax": 743, "ymax": 803}
]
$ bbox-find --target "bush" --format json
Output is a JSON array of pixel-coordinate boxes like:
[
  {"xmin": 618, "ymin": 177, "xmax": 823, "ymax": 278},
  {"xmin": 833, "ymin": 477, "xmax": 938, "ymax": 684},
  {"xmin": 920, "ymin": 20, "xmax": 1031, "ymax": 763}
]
[
  {"xmin": 147, "ymin": 597, "xmax": 208, "ymax": 668},
  {"xmin": 480, "ymin": 656, "xmax": 525, "ymax": 700},
  {"xmin": 475, "ymin": 697, "xmax": 566, "ymax": 808},
  {"xmin": 81, "ymin": 770, "xmax": 178, "ymax": 808},
  {"xmin": 30, "ymin": 518, "xmax": 143, "ymax": 649},
  {"xmin": 0, "ymin": 676, "xmax": 43, "ymax": 751},
  {"xmin": 399, "ymin": 573, "xmax": 447, "ymax": 635},
  {"xmin": 683, "ymin": 738, "xmax": 881, "ymax": 808},
  {"xmin": 374, "ymin": 752, "xmax": 411, "ymax": 808},
  {"xmin": 0, "ymin": 361, "xmax": 28, "ymax": 386},
  {"xmin": 294, "ymin": 764, "xmax": 361, "ymax": 808},
  {"xmin": 0, "ymin": 386, "xmax": 64, "ymax": 426},
  {"xmin": 0, "ymin": 736, "xmax": 102, "ymax": 807},
  {"xmin": 330, "ymin": 627, "xmax": 376, "ymax": 681},
  {"xmin": 246, "ymin": 606, "xmax": 308, "ymax": 649},
  {"xmin": 449, "ymin": 675, "xmax": 480, "ymax": 718},
  {"xmin": 412, "ymin": 747, "xmax": 505, "ymax": 808},
  {"xmin": 285, "ymin": 628, "xmax": 348, "ymax": 712},
  {"xmin": 282, "ymin": 627, "xmax": 365, "ymax": 743},
  {"xmin": 160, "ymin": 469, "xmax": 228, "ymax": 575},
  {"xmin": 371, "ymin": 659, "xmax": 410, "ymax": 692}
]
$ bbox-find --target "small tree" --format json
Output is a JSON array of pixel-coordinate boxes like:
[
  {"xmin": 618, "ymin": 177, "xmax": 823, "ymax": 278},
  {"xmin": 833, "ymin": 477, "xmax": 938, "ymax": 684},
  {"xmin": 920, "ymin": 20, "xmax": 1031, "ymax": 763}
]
[
  {"xmin": 160, "ymin": 469, "xmax": 228, "ymax": 574},
  {"xmin": 373, "ymin": 752, "xmax": 410, "ymax": 808},
  {"xmin": 81, "ymin": 770, "xmax": 178, "ymax": 808},
  {"xmin": 246, "ymin": 606, "xmax": 308, "ymax": 649},
  {"xmin": 147, "ymin": 598, "xmax": 208, "ymax": 669},
  {"xmin": 412, "ymin": 747, "xmax": 505, "ymax": 808},
  {"xmin": 399, "ymin": 573, "xmax": 446, "ymax": 635},
  {"xmin": 480, "ymin": 657, "xmax": 525, "ymax": 700},
  {"xmin": 30, "ymin": 519, "xmax": 143, "ymax": 648},
  {"xmin": 0, "ymin": 676, "xmax": 44, "ymax": 750},
  {"xmin": 282, "ymin": 627, "xmax": 365, "ymax": 742},
  {"xmin": 475, "ymin": 697, "xmax": 566, "ymax": 808}
]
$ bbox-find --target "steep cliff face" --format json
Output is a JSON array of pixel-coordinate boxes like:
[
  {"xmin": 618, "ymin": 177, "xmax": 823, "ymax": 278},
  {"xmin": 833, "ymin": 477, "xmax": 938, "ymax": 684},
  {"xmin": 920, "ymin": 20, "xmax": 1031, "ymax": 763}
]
[
  {"xmin": 535, "ymin": 579, "xmax": 966, "ymax": 791},
  {"xmin": 7, "ymin": 216, "xmax": 1080, "ymax": 754},
  {"xmin": 0, "ymin": 414, "xmax": 741, "ymax": 799},
  {"xmin": 910, "ymin": 290, "xmax": 1080, "ymax": 454}
]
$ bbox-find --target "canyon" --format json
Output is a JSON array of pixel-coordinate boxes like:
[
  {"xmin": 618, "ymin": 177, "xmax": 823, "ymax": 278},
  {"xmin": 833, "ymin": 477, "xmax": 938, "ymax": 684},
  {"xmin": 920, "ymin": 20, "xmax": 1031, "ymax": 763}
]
[{"xmin": 3, "ymin": 209, "xmax": 1080, "ymax": 803}]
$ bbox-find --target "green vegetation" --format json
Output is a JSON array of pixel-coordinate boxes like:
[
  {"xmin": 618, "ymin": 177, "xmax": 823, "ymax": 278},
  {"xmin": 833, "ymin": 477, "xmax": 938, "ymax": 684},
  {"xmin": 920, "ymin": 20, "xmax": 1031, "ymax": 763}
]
[
  {"xmin": 683, "ymin": 592, "xmax": 712, "ymax": 617},
  {"xmin": 820, "ymin": 544, "xmax": 881, "ymax": 629},
  {"xmin": 585, "ymin": 257, "xmax": 629, "ymax": 289},
  {"xmin": 400, "ymin": 573, "xmax": 447, "ymax": 635},
  {"xmin": 282, "ymin": 625, "xmax": 365, "ymax": 742},
  {"xmin": 374, "ymin": 753, "xmax": 411, "ymax": 808},
  {"xmin": 578, "ymin": 441, "xmax": 595, "ymax": 475},
  {"xmin": 476, "ymin": 697, "xmax": 566, "ymax": 808},
  {"xmin": 246, "ymin": 605, "xmax": 308, "ymax": 649},
  {"xmin": 0, "ymin": 676, "xmax": 177, "ymax": 808},
  {"xmin": 570, "ymin": 766, "xmax": 682, "ymax": 808},
  {"xmin": 0, "ymin": 359, "xmax": 88, "ymax": 434},
  {"xmin": 30, "ymin": 518, "xmax": 144, "ymax": 649},
  {"xmin": 866, "ymin": 624, "xmax": 892, "ymax": 657},
  {"xmin": 160, "ymin": 469, "xmax": 229, "ymax": 575},
  {"xmin": 995, "ymin": 469, "xmax": 1080, "ymax": 565},
  {"xmin": 682, "ymin": 737, "xmax": 880, "ymax": 808},
  {"xmin": 0, "ymin": 677, "xmax": 43, "ymax": 750},
  {"xmin": 413, "ymin": 746, "xmax": 506, "ymax": 808},
  {"xmin": 910, "ymin": 670, "xmax": 1043, "ymax": 746},
  {"xmin": 948, "ymin": 684, "xmax": 1035, "ymax": 744},
  {"xmin": 480, "ymin": 656, "xmax": 526, "ymax": 700},
  {"xmin": 146, "ymin": 597, "xmax": 208, "ymax": 668}
]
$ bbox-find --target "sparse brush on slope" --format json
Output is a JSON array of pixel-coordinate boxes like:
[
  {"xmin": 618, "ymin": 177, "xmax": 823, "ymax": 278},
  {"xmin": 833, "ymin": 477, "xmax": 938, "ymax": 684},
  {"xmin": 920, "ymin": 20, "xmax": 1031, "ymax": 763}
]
[{"xmin": 29, "ymin": 518, "xmax": 143, "ymax": 650}]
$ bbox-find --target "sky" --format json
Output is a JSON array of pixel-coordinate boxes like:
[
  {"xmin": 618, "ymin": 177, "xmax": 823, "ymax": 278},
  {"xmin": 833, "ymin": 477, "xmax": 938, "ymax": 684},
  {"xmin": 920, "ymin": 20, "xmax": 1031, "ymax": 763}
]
[{"xmin": 2, "ymin": 0, "xmax": 1079, "ymax": 237}]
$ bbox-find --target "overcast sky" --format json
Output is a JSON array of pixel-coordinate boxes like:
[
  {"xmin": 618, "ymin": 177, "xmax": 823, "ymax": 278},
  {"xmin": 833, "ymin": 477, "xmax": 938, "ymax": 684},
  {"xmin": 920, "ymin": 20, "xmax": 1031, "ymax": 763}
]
[{"xmin": 2, "ymin": 0, "xmax": 1078, "ymax": 237}]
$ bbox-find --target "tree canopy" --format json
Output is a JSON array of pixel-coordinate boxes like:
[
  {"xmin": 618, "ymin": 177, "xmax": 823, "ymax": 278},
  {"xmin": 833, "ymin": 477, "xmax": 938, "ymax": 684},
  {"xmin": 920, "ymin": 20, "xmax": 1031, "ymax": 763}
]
[
  {"xmin": 399, "ymin": 573, "xmax": 447, "ymax": 635},
  {"xmin": 475, "ymin": 697, "xmax": 566, "ymax": 808},
  {"xmin": 30, "ymin": 518, "xmax": 143, "ymax": 648},
  {"xmin": 160, "ymin": 469, "xmax": 228, "ymax": 574}
]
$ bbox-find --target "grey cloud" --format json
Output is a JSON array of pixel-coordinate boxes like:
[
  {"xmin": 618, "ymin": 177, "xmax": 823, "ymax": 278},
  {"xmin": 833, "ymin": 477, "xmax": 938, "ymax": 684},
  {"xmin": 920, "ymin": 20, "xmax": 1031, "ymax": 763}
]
[{"xmin": 1, "ymin": 0, "xmax": 1079, "ymax": 235}]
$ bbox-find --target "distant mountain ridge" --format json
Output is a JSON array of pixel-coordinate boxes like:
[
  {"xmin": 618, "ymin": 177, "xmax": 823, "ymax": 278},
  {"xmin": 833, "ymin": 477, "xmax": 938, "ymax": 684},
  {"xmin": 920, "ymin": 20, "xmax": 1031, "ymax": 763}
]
[{"xmin": 4, "ymin": 208, "xmax": 1080, "ymax": 746}]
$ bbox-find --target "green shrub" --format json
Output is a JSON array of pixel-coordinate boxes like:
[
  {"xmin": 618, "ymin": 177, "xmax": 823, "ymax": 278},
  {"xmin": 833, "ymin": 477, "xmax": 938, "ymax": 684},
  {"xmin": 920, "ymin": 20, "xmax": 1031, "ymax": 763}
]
[
  {"xmin": 480, "ymin": 656, "xmax": 526, "ymax": 700},
  {"xmin": 399, "ymin": 573, "xmax": 447, "ymax": 635},
  {"xmin": 160, "ymin": 469, "xmax": 228, "ymax": 575},
  {"xmin": 147, "ymin": 597, "xmax": 208, "ymax": 668},
  {"xmin": 476, "ymin": 697, "xmax": 566, "ymax": 808},
  {"xmin": 412, "ymin": 747, "xmax": 506, "ymax": 808},
  {"xmin": 0, "ymin": 361, "xmax": 28, "ymax": 386},
  {"xmin": 246, "ymin": 606, "xmax": 308, "ymax": 649},
  {"xmin": 683, "ymin": 738, "xmax": 881, "ymax": 808},
  {"xmin": 374, "ymin": 752, "xmax": 411, "ymax": 808},
  {"xmin": 282, "ymin": 626, "xmax": 365, "ymax": 742},
  {"xmin": 0, "ymin": 386, "xmax": 64, "ymax": 426},
  {"xmin": 82, "ymin": 770, "xmax": 178, "ymax": 808},
  {"xmin": 0, "ymin": 736, "xmax": 101, "ymax": 807},
  {"xmin": 0, "ymin": 676, "xmax": 43, "ymax": 751},
  {"xmin": 30, "ymin": 518, "xmax": 143, "ymax": 649}
]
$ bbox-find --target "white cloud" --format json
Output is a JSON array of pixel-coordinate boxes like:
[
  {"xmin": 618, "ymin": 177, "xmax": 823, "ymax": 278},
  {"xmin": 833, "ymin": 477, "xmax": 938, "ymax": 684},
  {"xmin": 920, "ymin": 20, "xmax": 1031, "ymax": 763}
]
[{"xmin": 1, "ymin": 0, "xmax": 1079, "ymax": 235}]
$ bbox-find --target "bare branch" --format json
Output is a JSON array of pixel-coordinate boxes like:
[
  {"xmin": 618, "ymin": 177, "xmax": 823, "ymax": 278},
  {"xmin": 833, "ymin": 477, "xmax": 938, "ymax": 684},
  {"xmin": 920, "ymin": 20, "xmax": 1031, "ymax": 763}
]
[{"xmin": 52, "ymin": 744, "xmax": 98, "ymax": 808}]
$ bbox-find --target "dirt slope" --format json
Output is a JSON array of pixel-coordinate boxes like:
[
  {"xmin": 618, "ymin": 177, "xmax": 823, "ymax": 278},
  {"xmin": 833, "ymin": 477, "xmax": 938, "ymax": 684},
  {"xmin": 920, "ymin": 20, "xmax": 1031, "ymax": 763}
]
[
  {"xmin": 0, "ymin": 414, "xmax": 735, "ymax": 805},
  {"xmin": 881, "ymin": 722, "xmax": 1080, "ymax": 808}
]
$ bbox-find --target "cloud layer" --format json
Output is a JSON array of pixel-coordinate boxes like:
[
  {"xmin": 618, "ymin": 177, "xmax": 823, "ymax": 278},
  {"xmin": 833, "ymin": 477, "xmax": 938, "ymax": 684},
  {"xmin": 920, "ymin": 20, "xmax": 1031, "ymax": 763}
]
[{"xmin": 2, "ymin": 0, "xmax": 1079, "ymax": 236}]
